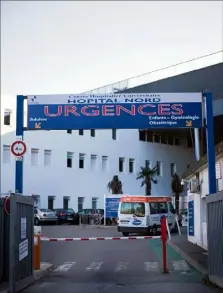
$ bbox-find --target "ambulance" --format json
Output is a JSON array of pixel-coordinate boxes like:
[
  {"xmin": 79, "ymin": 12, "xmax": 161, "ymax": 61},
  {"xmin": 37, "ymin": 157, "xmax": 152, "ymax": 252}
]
[{"xmin": 117, "ymin": 195, "xmax": 177, "ymax": 236}]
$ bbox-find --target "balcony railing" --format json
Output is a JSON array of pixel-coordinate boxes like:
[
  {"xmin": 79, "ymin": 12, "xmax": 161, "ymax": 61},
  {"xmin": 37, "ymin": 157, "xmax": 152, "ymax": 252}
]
[{"xmin": 82, "ymin": 51, "xmax": 223, "ymax": 94}]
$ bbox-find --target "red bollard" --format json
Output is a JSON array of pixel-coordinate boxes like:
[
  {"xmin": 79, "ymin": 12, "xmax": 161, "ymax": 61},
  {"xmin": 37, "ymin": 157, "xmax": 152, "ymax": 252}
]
[{"xmin": 161, "ymin": 215, "xmax": 168, "ymax": 273}]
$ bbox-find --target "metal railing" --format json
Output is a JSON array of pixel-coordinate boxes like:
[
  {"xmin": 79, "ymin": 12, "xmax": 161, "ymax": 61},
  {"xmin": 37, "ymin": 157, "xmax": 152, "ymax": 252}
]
[
  {"xmin": 79, "ymin": 214, "xmax": 103, "ymax": 227},
  {"xmin": 207, "ymin": 191, "xmax": 223, "ymax": 288},
  {"xmin": 82, "ymin": 51, "xmax": 223, "ymax": 94}
]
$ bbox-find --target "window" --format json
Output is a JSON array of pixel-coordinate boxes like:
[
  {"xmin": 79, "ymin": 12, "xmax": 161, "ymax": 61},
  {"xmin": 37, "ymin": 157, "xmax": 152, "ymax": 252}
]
[
  {"xmin": 31, "ymin": 148, "xmax": 39, "ymax": 166},
  {"xmin": 78, "ymin": 197, "xmax": 84, "ymax": 211},
  {"xmin": 161, "ymin": 135, "xmax": 167, "ymax": 144},
  {"xmin": 174, "ymin": 137, "xmax": 180, "ymax": 146},
  {"xmin": 187, "ymin": 164, "xmax": 191, "ymax": 169},
  {"xmin": 67, "ymin": 130, "xmax": 72, "ymax": 134},
  {"xmin": 119, "ymin": 157, "xmax": 124, "ymax": 172},
  {"xmin": 63, "ymin": 197, "xmax": 69, "ymax": 209},
  {"xmin": 67, "ymin": 152, "xmax": 73, "ymax": 168},
  {"xmin": 92, "ymin": 197, "xmax": 98, "ymax": 210},
  {"xmin": 147, "ymin": 131, "xmax": 153, "ymax": 142},
  {"xmin": 79, "ymin": 130, "xmax": 84, "ymax": 135},
  {"xmin": 3, "ymin": 145, "xmax": 11, "ymax": 163},
  {"xmin": 48, "ymin": 196, "xmax": 54, "ymax": 210},
  {"xmin": 156, "ymin": 161, "xmax": 162, "ymax": 176},
  {"xmin": 145, "ymin": 160, "xmax": 151, "ymax": 169},
  {"xmin": 90, "ymin": 129, "xmax": 95, "ymax": 137},
  {"xmin": 129, "ymin": 158, "xmax": 135, "ymax": 173},
  {"xmin": 154, "ymin": 134, "xmax": 161, "ymax": 143},
  {"xmin": 120, "ymin": 202, "xmax": 145, "ymax": 216},
  {"xmin": 44, "ymin": 150, "xmax": 51, "ymax": 166},
  {"xmin": 139, "ymin": 131, "xmax": 146, "ymax": 141},
  {"xmin": 79, "ymin": 153, "xmax": 85, "ymax": 169},
  {"xmin": 170, "ymin": 163, "xmax": 176, "ymax": 176},
  {"xmin": 4, "ymin": 110, "xmax": 11, "ymax": 126},
  {"xmin": 168, "ymin": 136, "xmax": 173, "ymax": 145},
  {"xmin": 149, "ymin": 202, "xmax": 168, "ymax": 214},
  {"xmin": 91, "ymin": 155, "xmax": 97, "ymax": 170},
  {"xmin": 112, "ymin": 129, "xmax": 117, "ymax": 140},
  {"xmin": 102, "ymin": 156, "xmax": 108, "ymax": 171}
]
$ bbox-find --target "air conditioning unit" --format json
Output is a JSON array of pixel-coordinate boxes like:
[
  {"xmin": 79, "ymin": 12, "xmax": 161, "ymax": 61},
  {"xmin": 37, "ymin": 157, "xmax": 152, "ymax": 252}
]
[{"xmin": 189, "ymin": 179, "xmax": 201, "ymax": 193}]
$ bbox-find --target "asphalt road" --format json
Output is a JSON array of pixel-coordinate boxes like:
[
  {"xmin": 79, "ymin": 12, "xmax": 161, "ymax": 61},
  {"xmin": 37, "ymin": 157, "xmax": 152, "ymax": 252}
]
[{"xmin": 22, "ymin": 225, "xmax": 219, "ymax": 293}]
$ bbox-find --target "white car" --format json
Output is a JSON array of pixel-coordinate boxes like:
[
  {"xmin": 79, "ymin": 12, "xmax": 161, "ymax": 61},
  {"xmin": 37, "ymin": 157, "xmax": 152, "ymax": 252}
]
[{"xmin": 34, "ymin": 207, "xmax": 58, "ymax": 225}]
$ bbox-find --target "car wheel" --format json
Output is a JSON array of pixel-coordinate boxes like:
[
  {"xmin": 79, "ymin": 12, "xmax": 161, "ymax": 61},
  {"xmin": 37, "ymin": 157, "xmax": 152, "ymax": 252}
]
[
  {"xmin": 122, "ymin": 232, "xmax": 129, "ymax": 237},
  {"xmin": 34, "ymin": 218, "xmax": 40, "ymax": 226}
]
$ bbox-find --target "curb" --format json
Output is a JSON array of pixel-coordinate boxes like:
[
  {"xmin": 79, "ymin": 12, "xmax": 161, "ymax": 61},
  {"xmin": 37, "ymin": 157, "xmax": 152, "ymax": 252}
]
[
  {"xmin": 34, "ymin": 263, "xmax": 53, "ymax": 281},
  {"xmin": 167, "ymin": 239, "xmax": 208, "ymax": 276}
]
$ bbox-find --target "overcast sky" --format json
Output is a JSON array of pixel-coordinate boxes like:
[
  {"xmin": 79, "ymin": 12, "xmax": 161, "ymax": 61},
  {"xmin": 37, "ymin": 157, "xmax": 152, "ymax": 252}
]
[{"xmin": 1, "ymin": 1, "xmax": 223, "ymax": 96}]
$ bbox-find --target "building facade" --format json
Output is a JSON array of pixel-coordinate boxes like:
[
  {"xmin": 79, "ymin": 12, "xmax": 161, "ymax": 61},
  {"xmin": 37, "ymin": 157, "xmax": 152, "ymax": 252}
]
[
  {"xmin": 184, "ymin": 142, "xmax": 223, "ymax": 250},
  {"xmin": 1, "ymin": 95, "xmax": 195, "ymax": 211}
]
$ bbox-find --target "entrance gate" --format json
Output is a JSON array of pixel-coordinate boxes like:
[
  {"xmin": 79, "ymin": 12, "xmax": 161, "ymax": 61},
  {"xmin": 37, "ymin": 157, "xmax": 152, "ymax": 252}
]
[{"xmin": 8, "ymin": 91, "xmax": 217, "ymax": 292}]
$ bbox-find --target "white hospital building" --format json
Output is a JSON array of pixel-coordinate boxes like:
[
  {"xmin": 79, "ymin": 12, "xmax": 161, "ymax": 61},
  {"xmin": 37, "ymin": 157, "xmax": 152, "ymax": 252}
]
[{"xmin": 1, "ymin": 54, "xmax": 222, "ymax": 213}]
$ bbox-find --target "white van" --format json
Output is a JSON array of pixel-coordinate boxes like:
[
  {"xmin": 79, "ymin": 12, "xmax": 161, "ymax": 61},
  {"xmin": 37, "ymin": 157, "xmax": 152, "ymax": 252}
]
[{"xmin": 117, "ymin": 195, "xmax": 177, "ymax": 236}]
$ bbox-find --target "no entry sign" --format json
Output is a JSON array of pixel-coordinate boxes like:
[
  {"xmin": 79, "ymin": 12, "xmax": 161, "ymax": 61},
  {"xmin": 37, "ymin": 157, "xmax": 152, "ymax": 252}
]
[{"xmin": 11, "ymin": 141, "xmax": 27, "ymax": 157}]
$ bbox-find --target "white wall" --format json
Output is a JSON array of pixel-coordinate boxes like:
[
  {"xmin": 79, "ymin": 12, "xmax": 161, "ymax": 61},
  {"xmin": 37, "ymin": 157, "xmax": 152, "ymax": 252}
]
[
  {"xmin": 1, "ymin": 96, "xmax": 196, "ymax": 211},
  {"xmin": 187, "ymin": 156, "xmax": 223, "ymax": 250}
]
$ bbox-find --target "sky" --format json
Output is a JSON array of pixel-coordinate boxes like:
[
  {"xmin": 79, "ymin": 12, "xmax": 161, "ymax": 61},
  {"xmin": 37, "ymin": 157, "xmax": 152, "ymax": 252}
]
[{"xmin": 1, "ymin": 1, "xmax": 223, "ymax": 97}]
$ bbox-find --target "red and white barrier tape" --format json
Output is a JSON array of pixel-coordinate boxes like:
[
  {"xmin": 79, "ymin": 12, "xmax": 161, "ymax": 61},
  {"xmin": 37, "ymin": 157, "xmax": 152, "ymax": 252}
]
[{"xmin": 40, "ymin": 236, "xmax": 161, "ymax": 242}]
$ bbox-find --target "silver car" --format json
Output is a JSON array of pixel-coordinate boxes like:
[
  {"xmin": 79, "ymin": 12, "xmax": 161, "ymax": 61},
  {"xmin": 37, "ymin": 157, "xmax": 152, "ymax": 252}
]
[{"xmin": 34, "ymin": 207, "xmax": 58, "ymax": 225}]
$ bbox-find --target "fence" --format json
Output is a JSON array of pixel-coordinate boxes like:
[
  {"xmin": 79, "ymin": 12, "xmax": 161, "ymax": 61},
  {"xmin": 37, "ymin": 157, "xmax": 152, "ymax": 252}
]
[
  {"xmin": 0, "ymin": 198, "xmax": 5, "ymax": 282},
  {"xmin": 0, "ymin": 193, "xmax": 35, "ymax": 293},
  {"xmin": 79, "ymin": 214, "xmax": 103, "ymax": 226},
  {"xmin": 207, "ymin": 190, "xmax": 223, "ymax": 288}
]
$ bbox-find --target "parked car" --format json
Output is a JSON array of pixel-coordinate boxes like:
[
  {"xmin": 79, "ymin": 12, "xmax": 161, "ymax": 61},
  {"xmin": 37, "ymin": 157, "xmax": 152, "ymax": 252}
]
[
  {"xmin": 34, "ymin": 207, "xmax": 58, "ymax": 225},
  {"xmin": 54, "ymin": 208, "xmax": 79, "ymax": 225},
  {"xmin": 77, "ymin": 209, "xmax": 112, "ymax": 225}
]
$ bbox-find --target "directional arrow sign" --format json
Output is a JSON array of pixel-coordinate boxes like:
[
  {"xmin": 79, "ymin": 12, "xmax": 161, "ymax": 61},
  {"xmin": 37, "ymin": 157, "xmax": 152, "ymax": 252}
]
[
  {"xmin": 35, "ymin": 122, "xmax": 41, "ymax": 129},
  {"xmin": 186, "ymin": 120, "xmax": 192, "ymax": 127}
]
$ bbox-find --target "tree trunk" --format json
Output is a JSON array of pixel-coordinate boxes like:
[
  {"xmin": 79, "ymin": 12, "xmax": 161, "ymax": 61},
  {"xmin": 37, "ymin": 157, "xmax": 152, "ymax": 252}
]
[
  {"xmin": 145, "ymin": 179, "xmax": 151, "ymax": 195},
  {"xmin": 175, "ymin": 193, "xmax": 180, "ymax": 214}
]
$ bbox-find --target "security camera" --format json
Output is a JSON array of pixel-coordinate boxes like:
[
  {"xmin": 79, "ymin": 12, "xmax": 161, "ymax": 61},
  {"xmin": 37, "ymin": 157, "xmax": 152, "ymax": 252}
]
[{"xmin": 181, "ymin": 179, "xmax": 185, "ymax": 186}]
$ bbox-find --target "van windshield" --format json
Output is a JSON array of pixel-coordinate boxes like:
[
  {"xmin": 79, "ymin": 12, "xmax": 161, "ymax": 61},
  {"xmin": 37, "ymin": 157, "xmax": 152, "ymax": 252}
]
[
  {"xmin": 120, "ymin": 202, "xmax": 145, "ymax": 217},
  {"xmin": 149, "ymin": 202, "xmax": 168, "ymax": 214}
]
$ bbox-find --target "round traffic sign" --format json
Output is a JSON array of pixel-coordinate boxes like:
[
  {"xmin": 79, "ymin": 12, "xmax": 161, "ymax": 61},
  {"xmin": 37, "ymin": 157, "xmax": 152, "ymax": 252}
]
[
  {"xmin": 4, "ymin": 196, "xmax": 10, "ymax": 215},
  {"xmin": 11, "ymin": 141, "xmax": 27, "ymax": 157}
]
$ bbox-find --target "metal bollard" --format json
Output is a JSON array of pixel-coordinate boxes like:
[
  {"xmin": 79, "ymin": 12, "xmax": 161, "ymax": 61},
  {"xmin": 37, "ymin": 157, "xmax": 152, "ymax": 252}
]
[
  {"xmin": 161, "ymin": 215, "xmax": 168, "ymax": 273},
  {"xmin": 33, "ymin": 234, "xmax": 41, "ymax": 270}
]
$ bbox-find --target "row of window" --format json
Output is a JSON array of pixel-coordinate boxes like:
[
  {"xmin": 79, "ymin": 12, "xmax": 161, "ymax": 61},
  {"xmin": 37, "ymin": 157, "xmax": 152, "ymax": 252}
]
[
  {"xmin": 41, "ymin": 196, "xmax": 98, "ymax": 211},
  {"xmin": 139, "ymin": 130, "xmax": 193, "ymax": 148},
  {"xmin": 3, "ymin": 145, "xmax": 190, "ymax": 176}
]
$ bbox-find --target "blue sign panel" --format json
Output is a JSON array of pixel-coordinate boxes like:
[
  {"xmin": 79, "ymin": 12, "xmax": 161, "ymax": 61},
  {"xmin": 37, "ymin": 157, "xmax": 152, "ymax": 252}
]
[
  {"xmin": 188, "ymin": 200, "xmax": 194, "ymax": 236},
  {"xmin": 27, "ymin": 93, "xmax": 202, "ymax": 130},
  {"xmin": 105, "ymin": 197, "xmax": 120, "ymax": 218}
]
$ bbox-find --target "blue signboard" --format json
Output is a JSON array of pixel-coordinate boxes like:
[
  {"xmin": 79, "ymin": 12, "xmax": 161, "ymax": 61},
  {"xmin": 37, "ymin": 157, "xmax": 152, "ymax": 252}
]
[
  {"xmin": 105, "ymin": 197, "xmax": 120, "ymax": 218},
  {"xmin": 27, "ymin": 93, "xmax": 203, "ymax": 130},
  {"xmin": 188, "ymin": 200, "xmax": 194, "ymax": 236}
]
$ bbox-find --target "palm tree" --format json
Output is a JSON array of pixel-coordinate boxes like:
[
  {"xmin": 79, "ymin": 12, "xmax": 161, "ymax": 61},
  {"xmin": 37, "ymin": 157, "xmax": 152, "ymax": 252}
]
[
  {"xmin": 107, "ymin": 175, "xmax": 123, "ymax": 194},
  {"xmin": 136, "ymin": 166, "xmax": 158, "ymax": 195},
  {"xmin": 171, "ymin": 173, "xmax": 184, "ymax": 214}
]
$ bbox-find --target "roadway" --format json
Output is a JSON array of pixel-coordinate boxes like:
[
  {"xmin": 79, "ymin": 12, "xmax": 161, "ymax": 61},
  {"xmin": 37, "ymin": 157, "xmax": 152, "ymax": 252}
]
[{"xmin": 22, "ymin": 225, "xmax": 219, "ymax": 293}]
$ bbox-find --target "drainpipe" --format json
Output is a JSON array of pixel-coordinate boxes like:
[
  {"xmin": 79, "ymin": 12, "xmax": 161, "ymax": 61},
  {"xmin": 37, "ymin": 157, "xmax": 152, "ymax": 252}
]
[{"xmin": 194, "ymin": 128, "xmax": 200, "ymax": 161}]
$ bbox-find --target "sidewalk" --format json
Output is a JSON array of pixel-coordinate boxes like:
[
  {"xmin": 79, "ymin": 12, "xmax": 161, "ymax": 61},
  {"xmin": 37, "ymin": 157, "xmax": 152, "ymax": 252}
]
[{"xmin": 168, "ymin": 227, "xmax": 208, "ymax": 276}]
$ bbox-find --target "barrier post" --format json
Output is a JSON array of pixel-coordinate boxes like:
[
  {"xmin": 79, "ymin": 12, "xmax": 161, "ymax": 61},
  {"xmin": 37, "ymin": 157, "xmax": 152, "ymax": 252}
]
[
  {"xmin": 161, "ymin": 215, "xmax": 168, "ymax": 273},
  {"xmin": 33, "ymin": 235, "xmax": 41, "ymax": 270}
]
